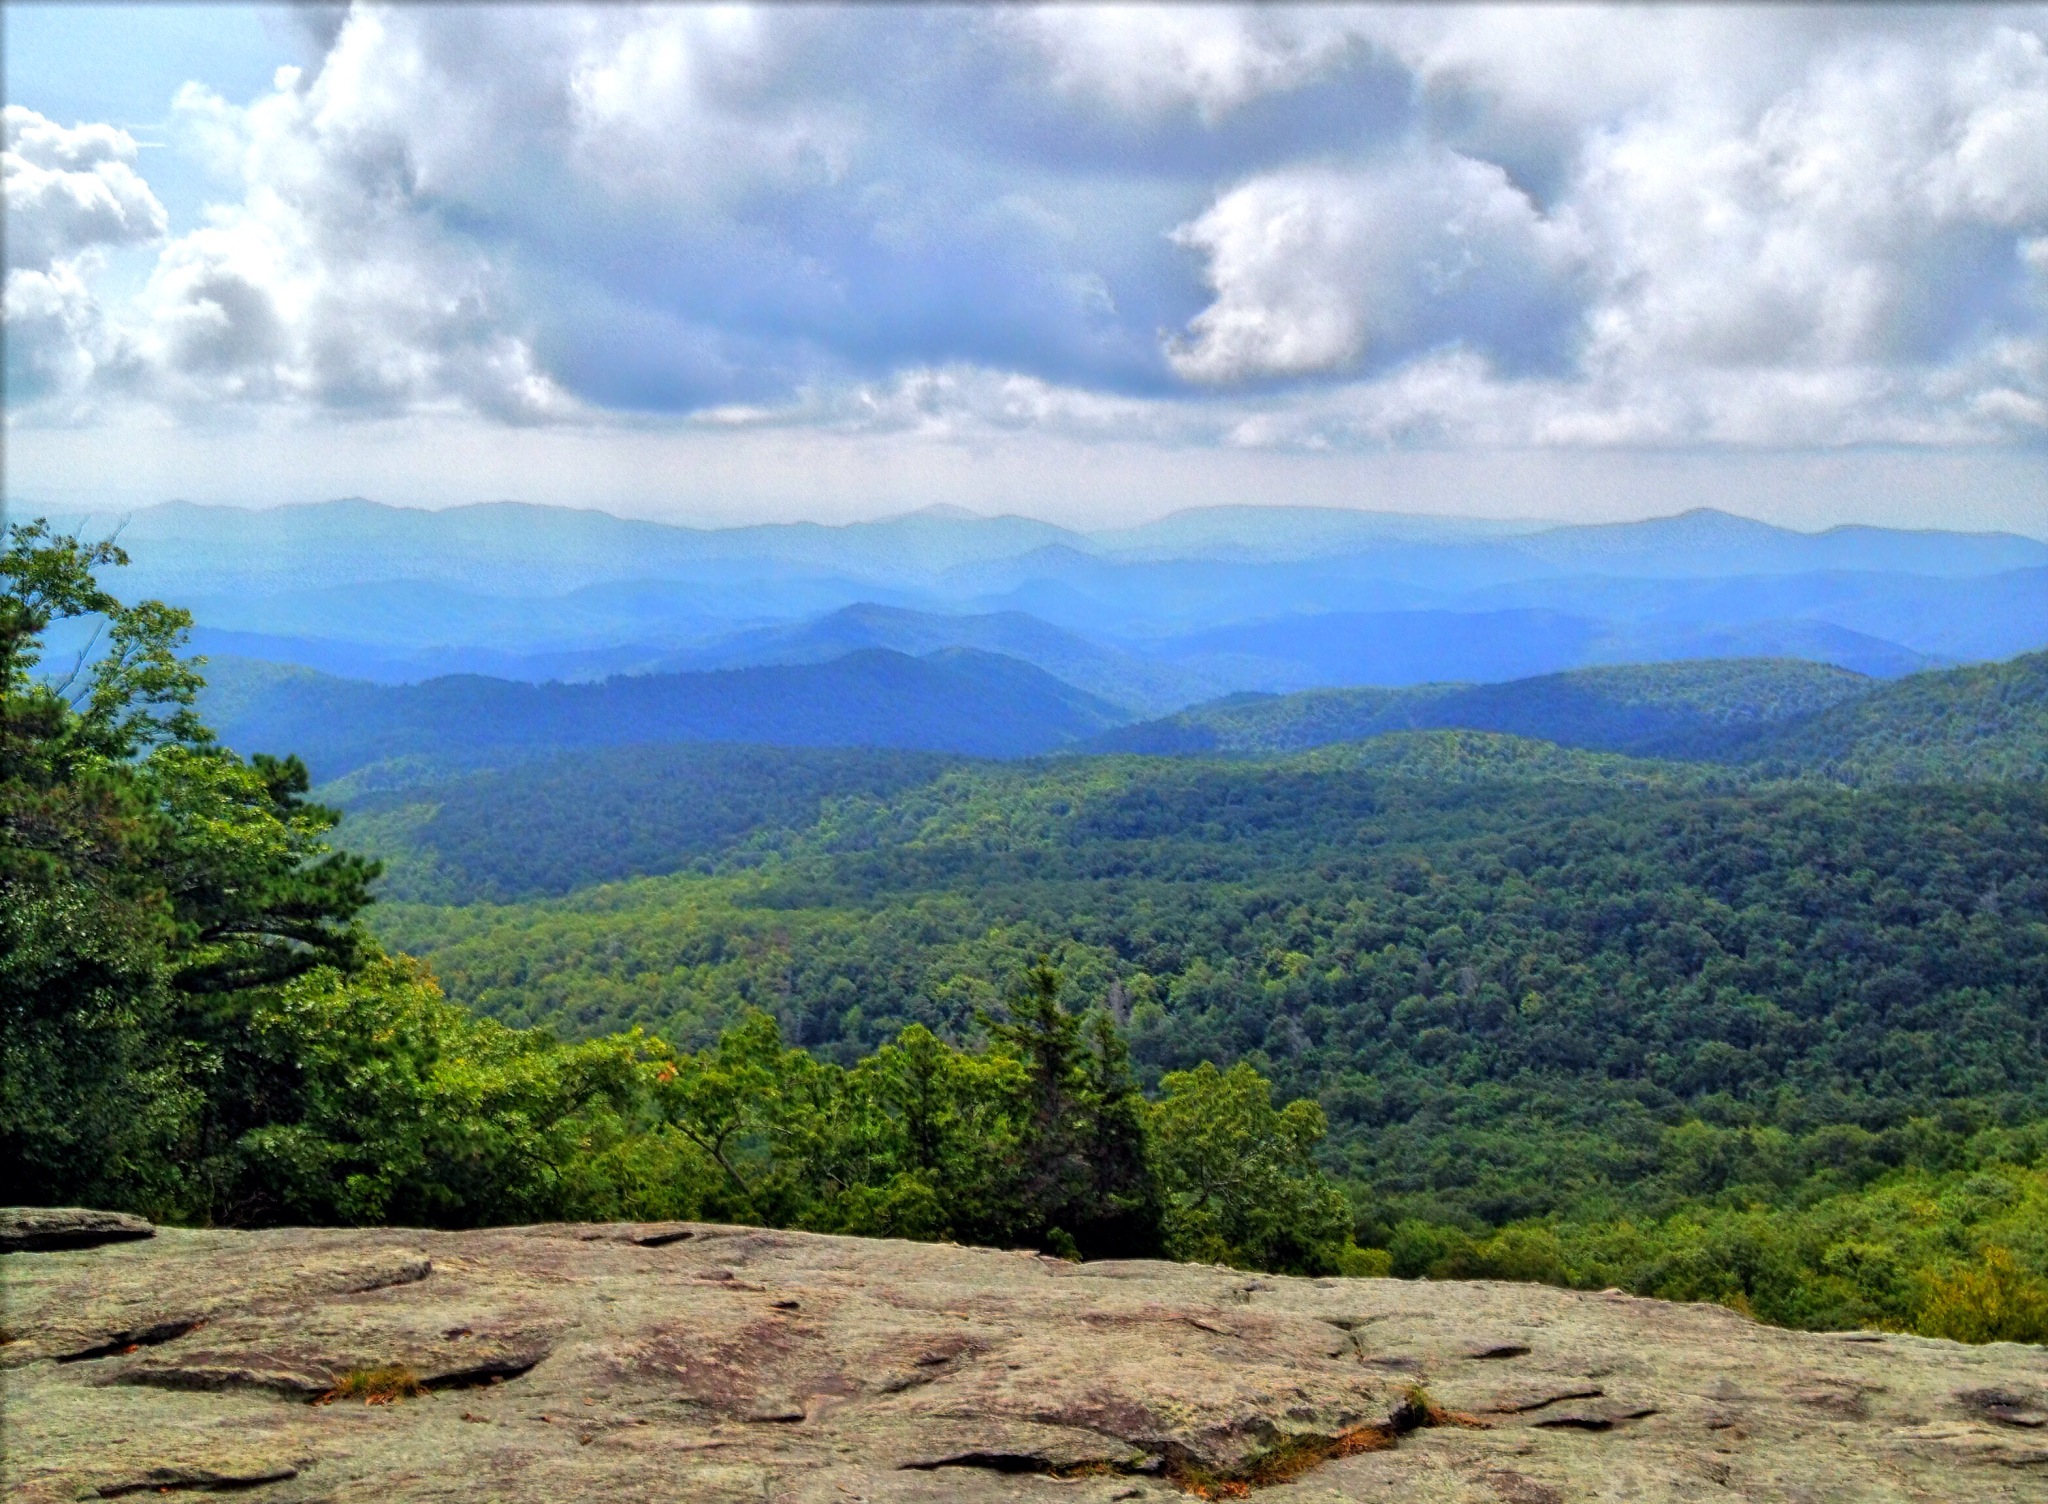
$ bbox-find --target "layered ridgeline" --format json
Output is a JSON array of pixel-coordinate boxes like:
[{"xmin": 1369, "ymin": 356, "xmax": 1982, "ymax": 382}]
[
  {"xmin": 1090, "ymin": 658, "xmax": 1875, "ymax": 757},
  {"xmin": 3, "ymin": 521, "xmax": 1359, "ymax": 1277},
  {"xmin": 13, "ymin": 518, "xmax": 2048, "ymax": 1342},
  {"xmin": 200, "ymin": 647, "xmax": 1127, "ymax": 776},
  {"xmin": 42, "ymin": 498, "xmax": 2048, "ymax": 693},
  {"xmin": 1094, "ymin": 651, "xmax": 2048, "ymax": 780},
  {"xmin": 333, "ymin": 644, "xmax": 2048, "ymax": 1334},
  {"xmin": 203, "ymin": 646, "xmax": 2048, "ymax": 793},
  {"xmin": 337, "ymin": 650, "xmax": 1909, "ymax": 908},
  {"xmin": 1728, "ymin": 651, "xmax": 2048, "ymax": 783}
]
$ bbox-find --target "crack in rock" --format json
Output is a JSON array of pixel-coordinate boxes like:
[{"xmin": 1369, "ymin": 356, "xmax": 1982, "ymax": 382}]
[
  {"xmin": 631, "ymin": 1229, "xmax": 697, "ymax": 1248},
  {"xmin": 94, "ymin": 1463, "xmax": 299, "ymax": 1497},
  {"xmin": 901, "ymin": 1449, "xmax": 1149, "ymax": 1476},
  {"xmin": 1531, "ymin": 1404, "xmax": 1659, "ymax": 1431},
  {"xmin": 57, "ymin": 1318, "xmax": 207, "ymax": 1363},
  {"xmin": 111, "ymin": 1349, "xmax": 546, "ymax": 1400},
  {"xmin": 1488, "ymin": 1386, "xmax": 1606, "ymax": 1415},
  {"xmin": 903, "ymin": 1392, "xmax": 1450, "ymax": 1495}
]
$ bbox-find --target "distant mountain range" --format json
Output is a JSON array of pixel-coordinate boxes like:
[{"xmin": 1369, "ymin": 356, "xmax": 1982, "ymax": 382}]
[
  {"xmin": 24, "ymin": 497, "xmax": 2048, "ymax": 707},
  {"xmin": 1093, "ymin": 651, "xmax": 2048, "ymax": 786},
  {"xmin": 200, "ymin": 647, "xmax": 1127, "ymax": 780},
  {"xmin": 1089, "ymin": 658, "xmax": 1874, "ymax": 758},
  {"xmin": 36, "ymin": 497, "xmax": 2047, "ymax": 592},
  {"xmin": 321, "ymin": 650, "xmax": 2048, "ymax": 908},
  {"xmin": 645, "ymin": 602, "xmax": 1226, "ymax": 716}
]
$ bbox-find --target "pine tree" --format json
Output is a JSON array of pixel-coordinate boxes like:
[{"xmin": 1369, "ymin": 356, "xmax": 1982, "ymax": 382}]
[{"xmin": 983, "ymin": 962, "xmax": 1160, "ymax": 1258}]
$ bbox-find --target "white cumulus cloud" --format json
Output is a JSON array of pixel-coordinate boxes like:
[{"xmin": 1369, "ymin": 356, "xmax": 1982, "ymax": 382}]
[
  {"xmin": 6, "ymin": 3, "xmax": 2046, "ymax": 460},
  {"xmin": 1166, "ymin": 149, "xmax": 1578, "ymax": 383},
  {"xmin": 1163, "ymin": 17, "xmax": 2048, "ymax": 443},
  {"xmin": 4, "ymin": 107, "xmax": 168, "ymax": 269},
  {"xmin": 1011, "ymin": 5, "xmax": 1359, "ymax": 120},
  {"xmin": 4, "ymin": 107, "xmax": 170, "ymax": 410}
]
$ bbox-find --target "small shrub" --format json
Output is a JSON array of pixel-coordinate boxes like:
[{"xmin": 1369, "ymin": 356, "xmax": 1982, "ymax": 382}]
[
  {"xmin": 1335, "ymin": 1244, "xmax": 1393, "ymax": 1278},
  {"xmin": 1917, "ymin": 1247, "xmax": 2048, "ymax": 1344}
]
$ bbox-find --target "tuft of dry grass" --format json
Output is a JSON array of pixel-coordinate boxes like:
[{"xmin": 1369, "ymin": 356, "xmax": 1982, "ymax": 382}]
[
  {"xmin": 1405, "ymin": 1384, "xmax": 1491, "ymax": 1431},
  {"xmin": 1163, "ymin": 1388, "xmax": 1490, "ymax": 1499},
  {"xmin": 317, "ymin": 1364, "xmax": 431, "ymax": 1406},
  {"xmin": 1165, "ymin": 1424, "xmax": 1396, "ymax": 1498}
]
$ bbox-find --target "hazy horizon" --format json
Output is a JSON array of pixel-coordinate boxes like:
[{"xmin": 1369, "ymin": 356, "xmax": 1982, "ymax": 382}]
[{"xmin": 12, "ymin": 490, "xmax": 2048, "ymax": 545}]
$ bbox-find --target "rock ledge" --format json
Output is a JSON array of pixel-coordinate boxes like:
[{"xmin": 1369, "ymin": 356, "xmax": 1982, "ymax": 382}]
[
  {"xmin": 4, "ymin": 1219, "xmax": 2045, "ymax": 1502},
  {"xmin": 0, "ymin": 1206, "xmax": 155, "ymax": 1254}
]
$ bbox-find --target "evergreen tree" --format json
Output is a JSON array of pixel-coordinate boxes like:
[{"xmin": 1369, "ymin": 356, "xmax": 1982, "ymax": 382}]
[{"xmin": 983, "ymin": 962, "xmax": 1159, "ymax": 1257}]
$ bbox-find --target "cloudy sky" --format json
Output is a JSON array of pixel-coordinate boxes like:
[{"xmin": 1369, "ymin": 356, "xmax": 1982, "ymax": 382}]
[{"xmin": 5, "ymin": 3, "xmax": 2046, "ymax": 531}]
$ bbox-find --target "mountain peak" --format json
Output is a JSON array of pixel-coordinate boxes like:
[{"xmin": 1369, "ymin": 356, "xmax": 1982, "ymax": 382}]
[{"xmin": 885, "ymin": 503, "xmax": 988, "ymax": 522}]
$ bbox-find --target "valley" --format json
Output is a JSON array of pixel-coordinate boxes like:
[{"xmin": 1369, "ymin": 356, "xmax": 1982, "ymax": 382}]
[
  {"xmin": 12, "ymin": 14, "xmax": 2048, "ymax": 1497},
  {"xmin": 9, "ymin": 498, "xmax": 2048, "ymax": 1348}
]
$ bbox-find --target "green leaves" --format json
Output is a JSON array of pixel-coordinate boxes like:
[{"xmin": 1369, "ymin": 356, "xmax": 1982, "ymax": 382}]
[
  {"xmin": 145, "ymin": 744, "xmax": 378, "ymax": 993},
  {"xmin": 2, "ymin": 520, "xmax": 205, "ymax": 771},
  {"xmin": 639, "ymin": 986, "xmax": 1171, "ymax": 1258},
  {"xmin": 226, "ymin": 957, "xmax": 657, "ymax": 1226},
  {"xmin": 512, "ymin": 967, "xmax": 1347, "ymax": 1267},
  {"xmin": 1918, "ymin": 1246, "xmax": 2048, "ymax": 1344},
  {"xmin": 1148, "ymin": 1060, "xmax": 1353, "ymax": 1274},
  {"xmin": 2, "ymin": 519, "xmax": 379, "ymax": 1217},
  {"xmin": 1372, "ymin": 1155, "xmax": 2048, "ymax": 1342},
  {"xmin": 375, "ymin": 750, "xmax": 2048, "ymax": 1240}
]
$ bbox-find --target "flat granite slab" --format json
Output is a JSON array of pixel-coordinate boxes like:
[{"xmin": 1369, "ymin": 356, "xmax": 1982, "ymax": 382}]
[{"xmin": 4, "ymin": 1220, "xmax": 2045, "ymax": 1502}]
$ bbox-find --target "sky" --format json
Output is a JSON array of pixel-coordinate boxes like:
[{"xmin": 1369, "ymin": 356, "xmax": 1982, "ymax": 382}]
[{"xmin": 5, "ymin": 3, "xmax": 2046, "ymax": 533}]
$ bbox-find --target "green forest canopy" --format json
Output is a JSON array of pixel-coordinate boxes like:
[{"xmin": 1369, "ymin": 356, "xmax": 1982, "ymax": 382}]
[
  {"xmin": 360, "ymin": 716, "xmax": 2048, "ymax": 1336},
  {"xmin": 1088, "ymin": 657, "xmax": 1874, "ymax": 757},
  {"xmin": 7, "ymin": 517, "xmax": 2047, "ymax": 1344},
  {"xmin": 1089, "ymin": 650, "xmax": 2048, "ymax": 782},
  {"xmin": 2, "ymin": 521, "xmax": 1364, "ymax": 1276}
]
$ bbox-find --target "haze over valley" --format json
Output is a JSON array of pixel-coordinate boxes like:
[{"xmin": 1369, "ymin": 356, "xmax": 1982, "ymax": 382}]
[
  {"xmin": 9, "ymin": 13, "xmax": 2048, "ymax": 1486},
  {"xmin": 38, "ymin": 496, "xmax": 2048, "ymax": 729}
]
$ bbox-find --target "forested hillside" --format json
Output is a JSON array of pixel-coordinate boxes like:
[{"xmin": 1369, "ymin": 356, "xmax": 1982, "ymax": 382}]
[
  {"xmin": 335, "ymin": 646, "xmax": 2048, "ymax": 911},
  {"xmin": 14, "ymin": 517, "xmax": 2048, "ymax": 1344},
  {"xmin": 1728, "ymin": 650, "xmax": 2048, "ymax": 783},
  {"xmin": 1090, "ymin": 658, "xmax": 1872, "ymax": 757},
  {"xmin": 201, "ymin": 646, "xmax": 1129, "ymax": 778},
  {"xmin": 1093, "ymin": 653, "xmax": 2048, "ymax": 783},
  {"xmin": 4, "ymin": 522, "xmax": 1353, "ymax": 1273},
  {"xmin": 371, "ymin": 740, "xmax": 2047, "ymax": 1199},
  {"xmin": 360, "ymin": 730, "xmax": 2048, "ymax": 1331},
  {"xmin": 345, "ymin": 743, "xmax": 965, "ymax": 902}
]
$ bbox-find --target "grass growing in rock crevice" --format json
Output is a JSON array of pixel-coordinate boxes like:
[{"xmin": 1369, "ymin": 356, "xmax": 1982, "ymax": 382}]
[
  {"xmin": 1163, "ymin": 1389, "xmax": 1487, "ymax": 1499},
  {"xmin": 909, "ymin": 1390, "xmax": 1490, "ymax": 1499},
  {"xmin": 317, "ymin": 1365, "xmax": 430, "ymax": 1406}
]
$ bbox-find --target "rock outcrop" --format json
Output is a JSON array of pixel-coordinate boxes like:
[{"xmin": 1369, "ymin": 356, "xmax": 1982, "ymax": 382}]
[
  {"xmin": 0, "ymin": 1206, "xmax": 155, "ymax": 1254},
  {"xmin": 4, "ymin": 1215, "xmax": 2044, "ymax": 1502}
]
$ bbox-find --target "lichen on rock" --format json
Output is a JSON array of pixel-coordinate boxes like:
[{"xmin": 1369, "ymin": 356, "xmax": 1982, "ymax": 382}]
[{"xmin": 3, "ymin": 1218, "xmax": 2045, "ymax": 1502}]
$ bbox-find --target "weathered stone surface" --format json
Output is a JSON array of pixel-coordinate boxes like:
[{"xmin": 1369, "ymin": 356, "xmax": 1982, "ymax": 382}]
[
  {"xmin": 0, "ymin": 1206, "xmax": 154, "ymax": 1254},
  {"xmin": 4, "ymin": 1220, "xmax": 2045, "ymax": 1502}
]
